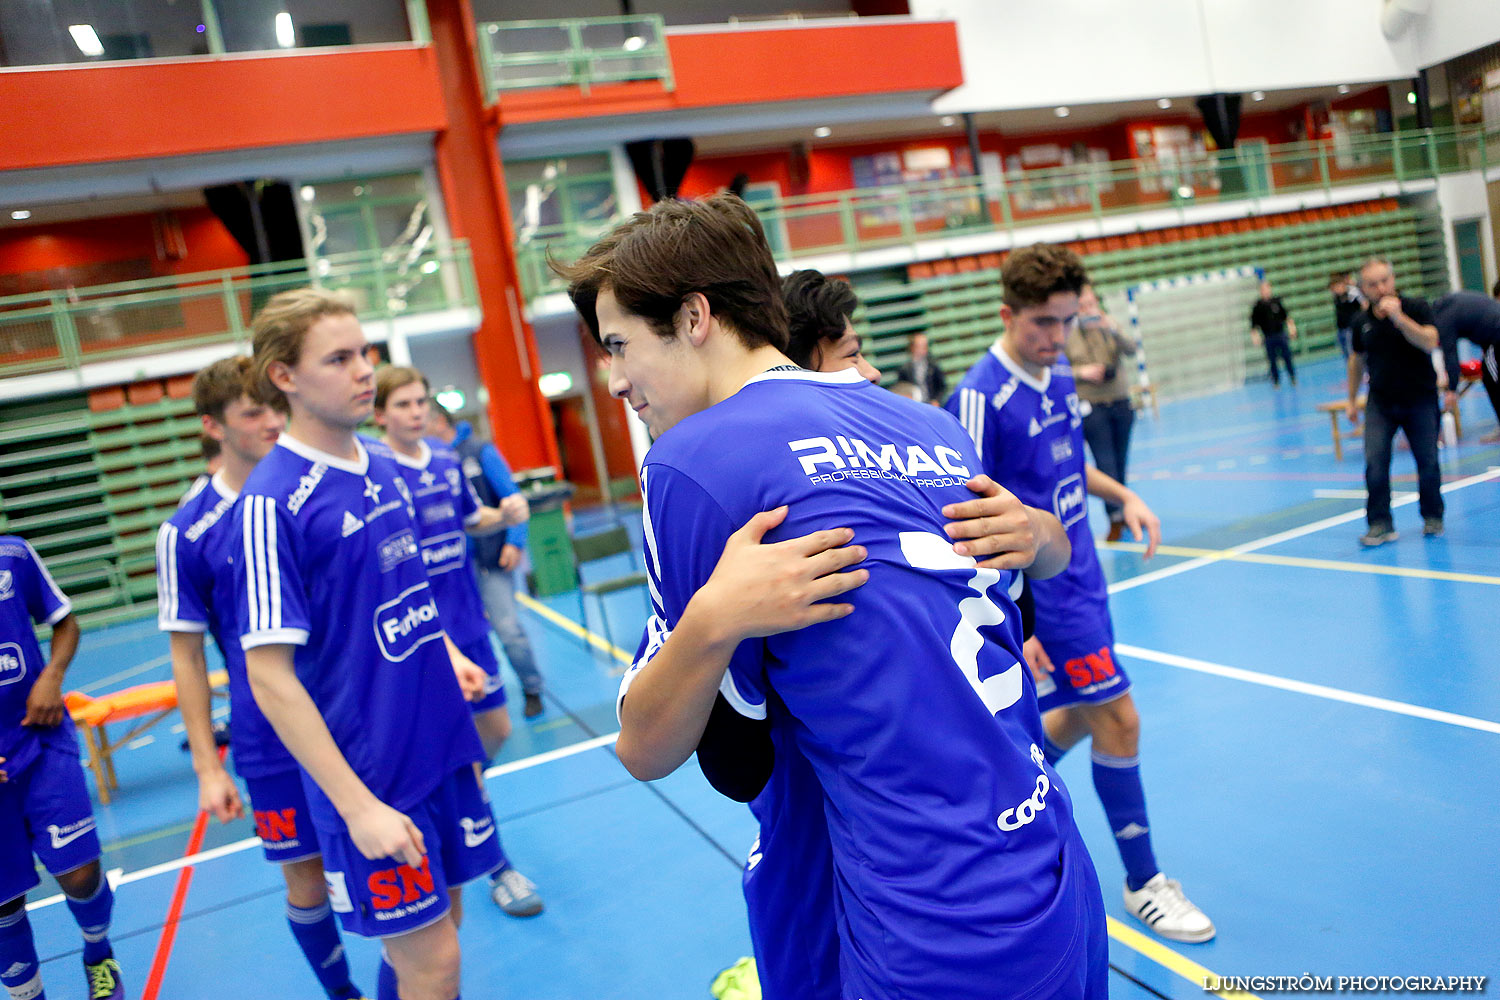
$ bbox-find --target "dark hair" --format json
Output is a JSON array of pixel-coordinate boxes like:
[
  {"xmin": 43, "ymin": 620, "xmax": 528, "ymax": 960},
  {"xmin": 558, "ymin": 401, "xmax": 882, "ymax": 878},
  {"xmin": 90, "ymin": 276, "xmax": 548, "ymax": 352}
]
[
  {"xmin": 553, "ymin": 193, "xmax": 789, "ymax": 352},
  {"xmin": 1001, "ymin": 243, "xmax": 1089, "ymax": 309},
  {"xmin": 374, "ymin": 364, "xmax": 429, "ymax": 412},
  {"xmin": 1492, "ymin": 279, "xmax": 1500, "ymax": 298},
  {"xmin": 782, "ymin": 270, "xmax": 858, "ymax": 368},
  {"xmin": 1329, "ymin": 271, "xmax": 1350, "ymax": 286},
  {"xmin": 199, "ymin": 433, "xmax": 222, "ymax": 463},
  {"xmin": 192, "ymin": 356, "xmax": 254, "ymax": 423}
]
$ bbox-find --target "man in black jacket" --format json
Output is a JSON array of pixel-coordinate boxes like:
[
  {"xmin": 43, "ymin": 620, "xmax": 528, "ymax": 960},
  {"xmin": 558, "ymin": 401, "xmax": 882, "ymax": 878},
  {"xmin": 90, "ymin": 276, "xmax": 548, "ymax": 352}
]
[
  {"xmin": 1345, "ymin": 258, "xmax": 1443, "ymax": 546},
  {"xmin": 896, "ymin": 332, "xmax": 947, "ymax": 404},
  {"xmin": 1249, "ymin": 280, "xmax": 1298, "ymax": 386},
  {"xmin": 1433, "ymin": 286, "xmax": 1500, "ymax": 442}
]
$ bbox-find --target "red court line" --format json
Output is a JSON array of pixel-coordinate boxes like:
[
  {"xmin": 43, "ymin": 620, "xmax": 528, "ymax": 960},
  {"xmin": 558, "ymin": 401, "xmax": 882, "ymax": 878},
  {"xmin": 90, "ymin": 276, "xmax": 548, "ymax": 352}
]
[{"xmin": 140, "ymin": 746, "xmax": 224, "ymax": 1000}]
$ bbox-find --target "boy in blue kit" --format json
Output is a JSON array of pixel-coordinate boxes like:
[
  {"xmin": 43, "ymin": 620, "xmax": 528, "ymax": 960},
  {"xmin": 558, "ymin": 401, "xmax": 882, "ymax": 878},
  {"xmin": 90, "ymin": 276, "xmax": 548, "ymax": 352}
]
[
  {"xmin": 947, "ymin": 243, "xmax": 1215, "ymax": 943},
  {"xmin": 157, "ymin": 356, "xmax": 369, "ymax": 1000},
  {"xmin": 562, "ymin": 195, "xmax": 1107, "ymax": 1000},
  {"xmin": 235, "ymin": 288, "xmax": 500, "ymax": 1000},
  {"xmin": 372, "ymin": 365, "xmax": 544, "ymax": 919},
  {"xmin": 0, "ymin": 537, "xmax": 124, "ymax": 1000}
]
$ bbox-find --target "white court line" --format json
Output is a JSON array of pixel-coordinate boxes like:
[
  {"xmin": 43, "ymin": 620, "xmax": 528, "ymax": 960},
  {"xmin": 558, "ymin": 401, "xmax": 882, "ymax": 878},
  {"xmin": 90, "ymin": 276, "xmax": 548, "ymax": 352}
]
[
  {"xmin": 1119, "ymin": 643, "xmax": 1500, "ymax": 736},
  {"xmin": 1109, "ymin": 468, "xmax": 1500, "ymax": 594},
  {"xmin": 79, "ymin": 654, "xmax": 170, "ymax": 693},
  {"xmin": 27, "ymin": 731, "xmax": 623, "ymax": 913}
]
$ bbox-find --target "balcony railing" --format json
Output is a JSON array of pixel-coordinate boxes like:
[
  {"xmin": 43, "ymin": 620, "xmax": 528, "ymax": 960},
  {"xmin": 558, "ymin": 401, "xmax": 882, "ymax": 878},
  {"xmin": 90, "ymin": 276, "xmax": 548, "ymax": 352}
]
[
  {"xmin": 0, "ymin": 241, "xmax": 478, "ymax": 382},
  {"xmin": 477, "ymin": 15, "xmax": 673, "ymax": 100},
  {"xmin": 514, "ymin": 124, "xmax": 1500, "ymax": 300}
]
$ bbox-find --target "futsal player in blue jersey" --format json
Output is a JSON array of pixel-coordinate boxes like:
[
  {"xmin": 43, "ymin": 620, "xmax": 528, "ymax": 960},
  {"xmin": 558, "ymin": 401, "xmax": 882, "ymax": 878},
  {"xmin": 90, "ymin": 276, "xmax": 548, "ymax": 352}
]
[
  {"xmin": 947, "ymin": 243, "xmax": 1215, "ymax": 943},
  {"xmin": 561, "ymin": 195, "xmax": 1107, "ymax": 1000},
  {"xmin": 372, "ymin": 364, "xmax": 544, "ymax": 918},
  {"xmin": 0, "ymin": 538, "xmax": 124, "ymax": 1000},
  {"xmin": 235, "ymin": 288, "xmax": 501, "ymax": 1000},
  {"xmin": 157, "ymin": 356, "xmax": 370, "ymax": 1000}
]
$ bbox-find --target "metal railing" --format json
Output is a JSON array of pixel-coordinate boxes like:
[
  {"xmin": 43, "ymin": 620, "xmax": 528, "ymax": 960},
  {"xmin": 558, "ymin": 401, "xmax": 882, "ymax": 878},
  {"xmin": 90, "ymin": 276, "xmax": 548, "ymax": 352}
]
[
  {"xmin": 513, "ymin": 124, "xmax": 1500, "ymax": 299},
  {"xmin": 477, "ymin": 15, "xmax": 673, "ymax": 100},
  {"xmin": 0, "ymin": 241, "xmax": 478, "ymax": 380}
]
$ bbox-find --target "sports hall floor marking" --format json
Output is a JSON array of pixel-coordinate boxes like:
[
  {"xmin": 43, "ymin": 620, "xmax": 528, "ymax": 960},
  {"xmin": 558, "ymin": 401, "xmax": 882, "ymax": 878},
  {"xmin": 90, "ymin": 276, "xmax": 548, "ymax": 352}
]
[
  {"xmin": 1103, "ymin": 541, "xmax": 1500, "ymax": 586},
  {"xmin": 1106, "ymin": 918, "xmax": 1260, "ymax": 1000},
  {"xmin": 1107, "ymin": 468, "xmax": 1500, "ymax": 594},
  {"xmin": 515, "ymin": 591, "xmax": 634, "ymax": 664},
  {"xmin": 1119, "ymin": 644, "xmax": 1500, "ymax": 735}
]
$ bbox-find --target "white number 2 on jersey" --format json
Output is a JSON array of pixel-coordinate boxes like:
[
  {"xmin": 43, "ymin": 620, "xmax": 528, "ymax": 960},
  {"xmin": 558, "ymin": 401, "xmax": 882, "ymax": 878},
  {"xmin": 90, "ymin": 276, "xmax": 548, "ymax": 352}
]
[{"xmin": 898, "ymin": 531, "xmax": 1023, "ymax": 715}]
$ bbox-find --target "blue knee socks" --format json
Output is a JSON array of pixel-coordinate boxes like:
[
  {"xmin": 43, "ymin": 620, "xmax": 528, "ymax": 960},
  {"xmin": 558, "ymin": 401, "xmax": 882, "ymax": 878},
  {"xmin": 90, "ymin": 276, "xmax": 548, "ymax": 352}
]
[
  {"xmin": 1091, "ymin": 750, "xmax": 1160, "ymax": 891},
  {"xmin": 63, "ymin": 878, "xmax": 112, "ymax": 965},
  {"xmin": 286, "ymin": 901, "xmax": 361, "ymax": 999},
  {"xmin": 0, "ymin": 906, "xmax": 44, "ymax": 1000},
  {"xmin": 377, "ymin": 953, "xmax": 460, "ymax": 1000}
]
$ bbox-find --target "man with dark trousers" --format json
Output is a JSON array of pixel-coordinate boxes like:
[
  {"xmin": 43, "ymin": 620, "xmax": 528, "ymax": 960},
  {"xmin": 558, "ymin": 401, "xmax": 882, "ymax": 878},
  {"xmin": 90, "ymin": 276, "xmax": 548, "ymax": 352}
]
[
  {"xmin": 1249, "ymin": 280, "xmax": 1297, "ymax": 386},
  {"xmin": 1329, "ymin": 271, "xmax": 1363, "ymax": 360},
  {"xmin": 1433, "ymin": 286, "xmax": 1500, "ymax": 443},
  {"xmin": 896, "ymin": 332, "xmax": 948, "ymax": 404},
  {"xmin": 1345, "ymin": 257, "xmax": 1443, "ymax": 546}
]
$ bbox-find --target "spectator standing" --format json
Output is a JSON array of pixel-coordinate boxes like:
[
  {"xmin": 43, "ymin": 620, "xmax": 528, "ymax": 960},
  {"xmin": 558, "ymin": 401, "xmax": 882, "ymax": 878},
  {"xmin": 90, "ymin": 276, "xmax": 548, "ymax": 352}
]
[
  {"xmin": 896, "ymin": 332, "xmax": 947, "ymax": 403},
  {"xmin": 428, "ymin": 404, "xmax": 547, "ymax": 719},
  {"xmin": 1064, "ymin": 283, "xmax": 1138, "ymax": 542},
  {"xmin": 1345, "ymin": 257, "xmax": 1443, "ymax": 546},
  {"xmin": 1329, "ymin": 271, "xmax": 1363, "ymax": 360},
  {"xmin": 1249, "ymin": 280, "xmax": 1297, "ymax": 386}
]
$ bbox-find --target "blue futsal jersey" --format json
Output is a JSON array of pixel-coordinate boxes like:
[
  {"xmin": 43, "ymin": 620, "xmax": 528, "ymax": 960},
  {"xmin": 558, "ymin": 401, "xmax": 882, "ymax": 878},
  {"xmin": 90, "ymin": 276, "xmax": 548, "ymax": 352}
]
[
  {"xmin": 0, "ymin": 537, "xmax": 75, "ymax": 777},
  {"xmin": 948, "ymin": 345, "xmax": 1118, "ymax": 668},
  {"xmin": 364, "ymin": 438, "xmax": 489, "ymax": 646},
  {"xmin": 235, "ymin": 435, "xmax": 483, "ymax": 831},
  {"xmin": 157, "ymin": 472, "xmax": 296, "ymax": 779},
  {"xmin": 624, "ymin": 367, "xmax": 1101, "ymax": 999}
]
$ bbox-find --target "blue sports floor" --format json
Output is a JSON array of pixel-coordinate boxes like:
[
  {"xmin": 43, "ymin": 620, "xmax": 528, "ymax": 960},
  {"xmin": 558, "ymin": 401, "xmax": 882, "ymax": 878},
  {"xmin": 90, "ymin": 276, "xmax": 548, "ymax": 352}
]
[{"xmin": 24, "ymin": 356, "xmax": 1500, "ymax": 998}]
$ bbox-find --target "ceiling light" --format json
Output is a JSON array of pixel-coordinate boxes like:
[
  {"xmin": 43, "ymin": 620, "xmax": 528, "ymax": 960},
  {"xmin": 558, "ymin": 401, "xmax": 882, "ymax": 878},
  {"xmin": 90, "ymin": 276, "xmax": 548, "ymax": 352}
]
[
  {"xmin": 1177, "ymin": 185, "xmax": 1194, "ymax": 198},
  {"xmin": 434, "ymin": 387, "xmax": 467, "ymax": 411},
  {"xmin": 1407, "ymin": 91, "xmax": 1417, "ymax": 104},
  {"xmin": 11, "ymin": 210, "xmax": 31, "ymax": 220},
  {"xmin": 1054, "ymin": 106, "xmax": 1070, "ymax": 118},
  {"xmin": 622, "ymin": 35, "xmax": 645, "ymax": 52},
  {"xmin": 275, "ymin": 12, "xmax": 295, "ymax": 48},
  {"xmin": 1338, "ymin": 84, "xmax": 1351, "ymax": 94},
  {"xmin": 1251, "ymin": 91, "xmax": 1265, "ymax": 102},
  {"xmin": 1157, "ymin": 98, "xmax": 1172, "ymax": 109},
  {"xmin": 299, "ymin": 185, "xmax": 315, "ymax": 202},
  {"xmin": 68, "ymin": 24, "xmax": 104, "ymax": 56},
  {"xmin": 814, "ymin": 126, "xmax": 832, "ymax": 138},
  {"xmin": 538, "ymin": 372, "xmax": 574, "ymax": 398},
  {"xmin": 940, "ymin": 115, "xmax": 956, "ymax": 127}
]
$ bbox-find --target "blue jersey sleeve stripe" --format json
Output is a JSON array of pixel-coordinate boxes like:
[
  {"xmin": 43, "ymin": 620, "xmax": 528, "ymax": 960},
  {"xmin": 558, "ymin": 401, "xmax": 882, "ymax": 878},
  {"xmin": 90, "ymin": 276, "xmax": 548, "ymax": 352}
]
[
  {"xmin": 616, "ymin": 613, "xmax": 670, "ymax": 723},
  {"xmin": 638, "ymin": 468, "xmax": 666, "ymax": 617},
  {"xmin": 266, "ymin": 497, "xmax": 282, "ymax": 629},
  {"xmin": 22, "ymin": 538, "xmax": 70, "ymax": 623},
  {"xmin": 155, "ymin": 522, "xmax": 178, "ymax": 626},
  {"xmin": 718, "ymin": 671, "xmax": 768, "ymax": 721},
  {"xmin": 242, "ymin": 497, "xmax": 260, "ymax": 632}
]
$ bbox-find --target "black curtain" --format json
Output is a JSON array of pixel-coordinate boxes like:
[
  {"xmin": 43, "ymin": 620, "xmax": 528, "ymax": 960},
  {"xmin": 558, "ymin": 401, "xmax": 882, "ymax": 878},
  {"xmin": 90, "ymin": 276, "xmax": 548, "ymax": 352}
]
[
  {"xmin": 1195, "ymin": 93, "xmax": 1245, "ymax": 195},
  {"xmin": 203, "ymin": 181, "xmax": 307, "ymax": 318},
  {"xmin": 625, "ymin": 138, "xmax": 695, "ymax": 201}
]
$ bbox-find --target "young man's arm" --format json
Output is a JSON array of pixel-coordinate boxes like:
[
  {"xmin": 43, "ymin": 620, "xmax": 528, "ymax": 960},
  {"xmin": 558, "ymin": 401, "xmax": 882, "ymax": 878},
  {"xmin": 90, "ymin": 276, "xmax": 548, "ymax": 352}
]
[
  {"xmin": 478, "ymin": 441, "xmax": 529, "ymax": 552},
  {"xmin": 169, "ymin": 632, "xmax": 243, "ymax": 821},
  {"xmin": 616, "ymin": 505, "xmax": 867, "ymax": 781},
  {"xmin": 1346, "ymin": 353, "xmax": 1366, "ymax": 422},
  {"xmin": 22, "ymin": 612, "xmax": 78, "ymax": 728},
  {"xmin": 245, "ymin": 644, "xmax": 426, "ymax": 866},
  {"xmin": 1086, "ymin": 466, "xmax": 1160, "ymax": 557}
]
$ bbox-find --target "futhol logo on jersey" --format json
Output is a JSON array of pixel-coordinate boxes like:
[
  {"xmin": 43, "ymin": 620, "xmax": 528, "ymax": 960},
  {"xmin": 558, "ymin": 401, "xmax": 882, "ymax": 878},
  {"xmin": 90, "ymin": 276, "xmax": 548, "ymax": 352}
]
[
  {"xmin": 0, "ymin": 642, "xmax": 25, "ymax": 686},
  {"xmin": 1053, "ymin": 472, "xmax": 1086, "ymax": 528},
  {"xmin": 420, "ymin": 532, "xmax": 466, "ymax": 574},
  {"xmin": 373, "ymin": 583, "xmax": 443, "ymax": 661},
  {"xmin": 789, "ymin": 435, "xmax": 971, "ymax": 487},
  {"xmin": 377, "ymin": 530, "xmax": 420, "ymax": 572}
]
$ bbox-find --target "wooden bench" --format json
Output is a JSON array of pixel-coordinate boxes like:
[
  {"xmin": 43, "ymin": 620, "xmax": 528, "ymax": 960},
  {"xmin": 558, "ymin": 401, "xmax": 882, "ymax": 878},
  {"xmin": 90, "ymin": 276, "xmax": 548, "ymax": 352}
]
[
  {"xmin": 66, "ymin": 670, "xmax": 228, "ymax": 805},
  {"xmin": 1318, "ymin": 372, "xmax": 1478, "ymax": 461}
]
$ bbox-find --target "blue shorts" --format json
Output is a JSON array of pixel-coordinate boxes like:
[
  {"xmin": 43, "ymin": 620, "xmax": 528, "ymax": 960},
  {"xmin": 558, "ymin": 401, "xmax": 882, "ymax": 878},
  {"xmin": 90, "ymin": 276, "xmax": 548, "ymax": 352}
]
[
  {"xmin": 244, "ymin": 769, "xmax": 321, "ymax": 864},
  {"xmin": 0, "ymin": 740, "xmax": 101, "ymax": 905},
  {"xmin": 320, "ymin": 763, "xmax": 501, "ymax": 938},
  {"xmin": 1033, "ymin": 621, "xmax": 1132, "ymax": 713},
  {"xmin": 457, "ymin": 635, "xmax": 507, "ymax": 714}
]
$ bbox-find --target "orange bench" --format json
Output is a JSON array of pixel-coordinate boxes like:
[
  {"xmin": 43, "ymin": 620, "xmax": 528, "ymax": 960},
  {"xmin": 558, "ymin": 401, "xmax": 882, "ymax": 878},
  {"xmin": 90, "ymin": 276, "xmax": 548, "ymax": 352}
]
[{"xmin": 66, "ymin": 670, "xmax": 228, "ymax": 805}]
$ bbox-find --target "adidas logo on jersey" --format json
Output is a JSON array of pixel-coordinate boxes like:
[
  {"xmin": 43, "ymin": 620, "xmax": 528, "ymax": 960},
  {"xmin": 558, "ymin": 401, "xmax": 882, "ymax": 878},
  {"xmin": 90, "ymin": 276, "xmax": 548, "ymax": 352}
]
[
  {"xmin": 1028, "ymin": 418, "xmax": 1043, "ymax": 437},
  {"xmin": 341, "ymin": 511, "xmax": 364, "ymax": 537}
]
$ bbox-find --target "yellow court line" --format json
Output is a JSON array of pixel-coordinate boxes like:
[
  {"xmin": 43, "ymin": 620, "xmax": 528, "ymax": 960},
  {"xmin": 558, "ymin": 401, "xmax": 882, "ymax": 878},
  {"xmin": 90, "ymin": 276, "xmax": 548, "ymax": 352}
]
[
  {"xmin": 1104, "ymin": 541, "xmax": 1500, "ymax": 586},
  {"xmin": 1107, "ymin": 917, "xmax": 1262, "ymax": 999},
  {"xmin": 519, "ymin": 591, "xmax": 1261, "ymax": 998},
  {"xmin": 515, "ymin": 591, "xmax": 633, "ymax": 664}
]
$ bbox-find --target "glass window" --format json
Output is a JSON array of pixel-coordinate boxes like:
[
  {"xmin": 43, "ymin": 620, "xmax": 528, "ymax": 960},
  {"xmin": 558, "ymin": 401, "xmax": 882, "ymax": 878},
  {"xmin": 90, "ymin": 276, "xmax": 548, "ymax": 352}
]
[
  {"xmin": 0, "ymin": 1, "xmax": 208, "ymax": 67},
  {"xmin": 215, "ymin": 0, "xmax": 413, "ymax": 52}
]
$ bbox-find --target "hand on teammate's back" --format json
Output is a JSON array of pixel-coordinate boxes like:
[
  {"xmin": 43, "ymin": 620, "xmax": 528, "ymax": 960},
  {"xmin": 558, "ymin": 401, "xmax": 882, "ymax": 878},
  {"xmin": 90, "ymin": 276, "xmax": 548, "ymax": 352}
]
[
  {"xmin": 692, "ymin": 506, "xmax": 868, "ymax": 643},
  {"xmin": 348, "ymin": 799, "xmax": 427, "ymax": 867},
  {"xmin": 941, "ymin": 475, "xmax": 1040, "ymax": 570}
]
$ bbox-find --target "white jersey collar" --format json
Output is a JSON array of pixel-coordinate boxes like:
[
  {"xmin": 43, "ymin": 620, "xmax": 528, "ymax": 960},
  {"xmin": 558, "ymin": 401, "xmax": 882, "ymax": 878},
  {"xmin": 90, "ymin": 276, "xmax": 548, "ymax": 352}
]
[
  {"xmin": 991, "ymin": 341, "xmax": 1050, "ymax": 393},
  {"xmin": 209, "ymin": 470, "xmax": 240, "ymax": 503},
  {"xmin": 387, "ymin": 439, "xmax": 432, "ymax": 470},
  {"xmin": 277, "ymin": 432, "xmax": 370, "ymax": 475},
  {"xmin": 741, "ymin": 367, "xmax": 867, "ymax": 389}
]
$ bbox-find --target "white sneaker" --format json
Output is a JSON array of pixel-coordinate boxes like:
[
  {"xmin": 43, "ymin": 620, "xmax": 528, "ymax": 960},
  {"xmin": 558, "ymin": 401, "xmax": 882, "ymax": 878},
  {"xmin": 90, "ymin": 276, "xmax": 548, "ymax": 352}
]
[
  {"xmin": 490, "ymin": 866, "xmax": 544, "ymax": 917},
  {"xmin": 1122, "ymin": 874, "xmax": 1215, "ymax": 943}
]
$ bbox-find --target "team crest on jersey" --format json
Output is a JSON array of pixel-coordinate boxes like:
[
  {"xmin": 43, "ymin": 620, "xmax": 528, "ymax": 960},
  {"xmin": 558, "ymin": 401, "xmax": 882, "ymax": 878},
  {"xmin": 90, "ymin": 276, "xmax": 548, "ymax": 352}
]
[
  {"xmin": 418, "ymin": 470, "xmax": 437, "ymax": 489},
  {"xmin": 0, "ymin": 569, "xmax": 11, "ymax": 600},
  {"xmin": 0, "ymin": 642, "xmax": 25, "ymax": 685},
  {"xmin": 1053, "ymin": 472, "xmax": 1086, "ymax": 528},
  {"xmin": 377, "ymin": 530, "xmax": 420, "ymax": 572},
  {"xmin": 445, "ymin": 468, "xmax": 462, "ymax": 493},
  {"xmin": 341, "ymin": 511, "xmax": 365, "ymax": 537}
]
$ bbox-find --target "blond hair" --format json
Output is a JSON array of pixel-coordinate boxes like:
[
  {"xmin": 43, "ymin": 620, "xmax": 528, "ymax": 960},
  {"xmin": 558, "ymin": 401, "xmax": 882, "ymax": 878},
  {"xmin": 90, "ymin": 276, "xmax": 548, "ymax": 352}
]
[
  {"xmin": 374, "ymin": 365, "xmax": 429, "ymax": 412},
  {"xmin": 249, "ymin": 287, "xmax": 358, "ymax": 412}
]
